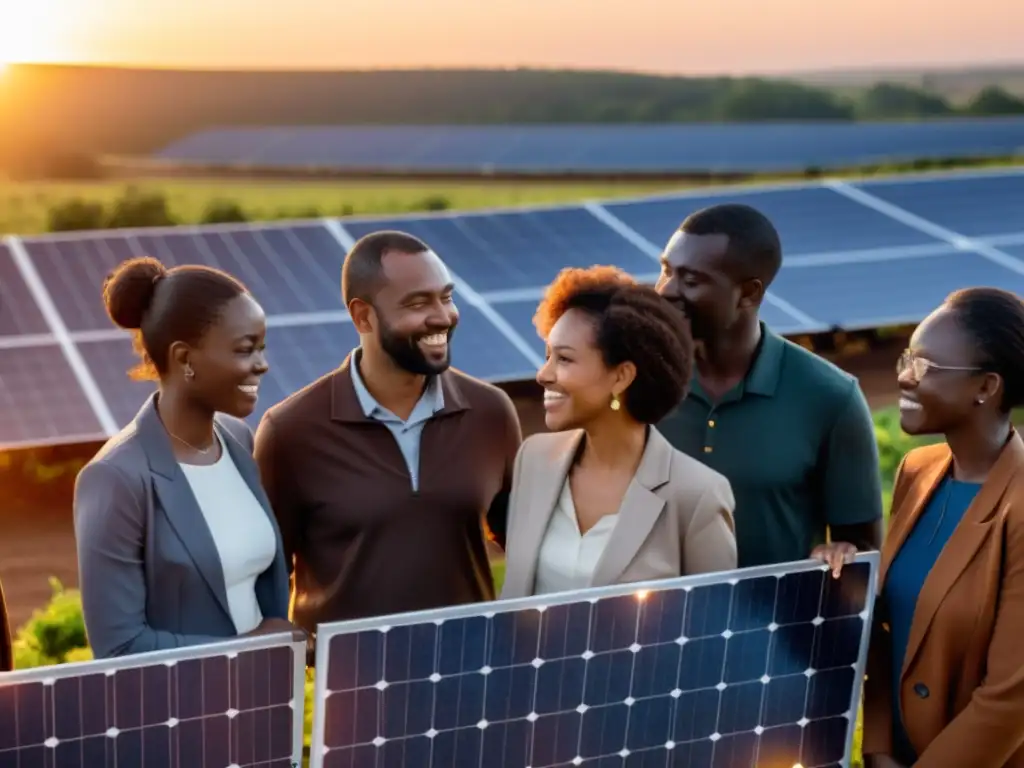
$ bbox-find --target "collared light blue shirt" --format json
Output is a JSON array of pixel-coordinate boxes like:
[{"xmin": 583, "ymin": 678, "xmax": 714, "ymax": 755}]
[{"xmin": 349, "ymin": 349, "xmax": 445, "ymax": 491}]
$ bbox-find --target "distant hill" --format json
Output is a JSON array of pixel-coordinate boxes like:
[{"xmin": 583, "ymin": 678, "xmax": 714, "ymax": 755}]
[
  {"xmin": 791, "ymin": 65, "xmax": 1024, "ymax": 102},
  {"xmin": 1, "ymin": 64, "xmax": 1022, "ymax": 175}
]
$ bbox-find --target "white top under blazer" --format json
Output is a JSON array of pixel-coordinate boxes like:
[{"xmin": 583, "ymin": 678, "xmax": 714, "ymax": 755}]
[
  {"xmin": 533, "ymin": 480, "xmax": 619, "ymax": 595},
  {"xmin": 178, "ymin": 435, "xmax": 277, "ymax": 634}
]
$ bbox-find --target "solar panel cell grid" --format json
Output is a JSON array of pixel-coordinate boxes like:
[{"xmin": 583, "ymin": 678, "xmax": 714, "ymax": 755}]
[
  {"xmin": 0, "ymin": 637, "xmax": 304, "ymax": 768},
  {"xmin": 342, "ymin": 209, "xmax": 657, "ymax": 292},
  {"xmin": 23, "ymin": 223, "xmax": 348, "ymax": 331},
  {"xmin": 602, "ymin": 187, "xmax": 939, "ymax": 256},
  {"xmin": 0, "ymin": 244, "xmax": 50, "ymax": 337},
  {"xmin": 0, "ymin": 344, "xmax": 104, "ymax": 447},
  {"xmin": 311, "ymin": 556, "xmax": 877, "ymax": 768}
]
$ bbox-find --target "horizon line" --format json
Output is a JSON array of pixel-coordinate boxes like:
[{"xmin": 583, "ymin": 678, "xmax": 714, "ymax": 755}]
[{"xmin": 7, "ymin": 59, "xmax": 1024, "ymax": 79}]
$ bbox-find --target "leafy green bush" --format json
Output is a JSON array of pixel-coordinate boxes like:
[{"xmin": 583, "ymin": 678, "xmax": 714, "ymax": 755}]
[
  {"xmin": 201, "ymin": 199, "xmax": 249, "ymax": 224},
  {"xmin": 12, "ymin": 578, "xmax": 91, "ymax": 669},
  {"xmin": 46, "ymin": 198, "xmax": 105, "ymax": 232}
]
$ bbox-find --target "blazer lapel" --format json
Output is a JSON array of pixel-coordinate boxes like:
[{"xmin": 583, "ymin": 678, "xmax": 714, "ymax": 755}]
[
  {"xmin": 590, "ymin": 427, "xmax": 671, "ymax": 586},
  {"xmin": 879, "ymin": 448, "xmax": 952, "ymax": 590},
  {"xmin": 902, "ymin": 432, "xmax": 1024, "ymax": 672},
  {"xmin": 506, "ymin": 430, "xmax": 582, "ymax": 598},
  {"xmin": 136, "ymin": 394, "xmax": 233, "ymax": 622}
]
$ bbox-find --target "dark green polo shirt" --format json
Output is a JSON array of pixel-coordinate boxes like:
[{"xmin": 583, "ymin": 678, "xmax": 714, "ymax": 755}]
[{"xmin": 659, "ymin": 325, "xmax": 883, "ymax": 567}]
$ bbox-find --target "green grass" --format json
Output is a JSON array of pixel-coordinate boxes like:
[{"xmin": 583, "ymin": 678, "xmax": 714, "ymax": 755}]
[
  {"xmin": 3, "ymin": 155, "xmax": 1023, "ymax": 236},
  {"xmin": 0, "ymin": 178, "xmax": 689, "ymax": 236}
]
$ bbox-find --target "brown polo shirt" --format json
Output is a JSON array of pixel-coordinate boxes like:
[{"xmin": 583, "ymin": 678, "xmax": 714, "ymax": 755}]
[{"xmin": 253, "ymin": 355, "xmax": 522, "ymax": 635}]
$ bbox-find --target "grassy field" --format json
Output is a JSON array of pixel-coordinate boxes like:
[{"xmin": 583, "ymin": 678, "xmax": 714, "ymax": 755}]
[
  {"xmin": 0, "ymin": 178, "xmax": 689, "ymax": 236},
  {"xmin": 2, "ymin": 155, "xmax": 1023, "ymax": 236}
]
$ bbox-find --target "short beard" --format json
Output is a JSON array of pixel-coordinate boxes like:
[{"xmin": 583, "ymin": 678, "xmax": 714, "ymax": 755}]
[{"xmin": 378, "ymin": 315, "xmax": 454, "ymax": 376}]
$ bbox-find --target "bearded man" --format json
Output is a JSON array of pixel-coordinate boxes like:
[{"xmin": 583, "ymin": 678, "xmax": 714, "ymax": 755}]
[{"xmin": 255, "ymin": 231, "xmax": 521, "ymax": 639}]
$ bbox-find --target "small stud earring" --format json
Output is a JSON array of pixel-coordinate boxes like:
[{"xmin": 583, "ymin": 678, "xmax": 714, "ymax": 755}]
[
  {"xmin": 184, "ymin": 364, "xmax": 195, "ymax": 381},
  {"xmin": 976, "ymin": 396, "xmax": 986, "ymax": 405},
  {"xmin": 610, "ymin": 395, "xmax": 621, "ymax": 411}
]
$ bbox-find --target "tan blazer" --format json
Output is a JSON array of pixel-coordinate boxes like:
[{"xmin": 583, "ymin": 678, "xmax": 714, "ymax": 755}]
[
  {"xmin": 862, "ymin": 432, "xmax": 1024, "ymax": 767},
  {"xmin": 500, "ymin": 426, "xmax": 737, "ymax": 599}
]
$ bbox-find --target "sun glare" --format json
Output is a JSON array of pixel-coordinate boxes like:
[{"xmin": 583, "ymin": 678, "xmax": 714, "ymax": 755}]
[{"xmin": 0, "ymin": 0, "xmax": 67, "ymax": 68}]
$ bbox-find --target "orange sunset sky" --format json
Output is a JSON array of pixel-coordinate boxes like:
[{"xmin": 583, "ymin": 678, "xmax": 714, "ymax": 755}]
[{"xmin": 1, "ymin": 0, "xmax": 1023, "ymax": 74}]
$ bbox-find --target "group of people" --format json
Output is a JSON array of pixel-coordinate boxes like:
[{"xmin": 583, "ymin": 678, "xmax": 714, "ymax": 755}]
[{"xmin": 1, "ymin": 202, "xmax": 1023, "ymax": 766}]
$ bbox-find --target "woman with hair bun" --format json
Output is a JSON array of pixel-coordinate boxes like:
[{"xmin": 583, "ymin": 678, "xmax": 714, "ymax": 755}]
[
  {"xmin": 861, "ymin": 287, "xmax": 1024, "ymax": 768},
  {"xmin": 73, "ymin": 256, "xmax": 294, "ymax": 659},
  {"xmin": 500, "ymin": 266, "xmax": 737, "ymax": 599}
]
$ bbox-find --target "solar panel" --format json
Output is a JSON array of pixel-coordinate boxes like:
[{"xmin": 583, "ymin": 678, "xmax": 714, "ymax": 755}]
[
  {"xmin": 5, "ymin": 168, "xmax": 1024, "ymax": 449},
  {"xmin": 342, "ymin": 208, "xmax": 657, "ymax": 292},
  {"xmin": 309, "ymin": 554, "xmax": 879, "ymax": 768},
  {"xmin": 0, "ymin": 633, "xmax": 306, "ymax": 768},
  {"xmin": 20, "ymin": 222, "xmax": 347, "ymax": 330},
  {"xmin": 0, "ymin": 343, "xmax": 105, "ymax": 447},
  {"xmin": 0, "ymin": 243, "xmax": 49, "ymax": 337},
  {"xmin": 154, "ymin": 119, "xmax": 1024, "ymax": 174}
]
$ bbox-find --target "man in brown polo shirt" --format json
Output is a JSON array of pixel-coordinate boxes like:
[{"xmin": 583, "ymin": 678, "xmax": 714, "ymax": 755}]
[{"xmin": 254, "ymin": 230, "xmax": 522, "ymax": 639}]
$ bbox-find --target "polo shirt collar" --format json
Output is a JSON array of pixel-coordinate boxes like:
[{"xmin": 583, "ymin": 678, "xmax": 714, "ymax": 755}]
[
  {"xmin": 349, "ymin": 347, "xmax": 444, "ymax": 419},
  {"xmin": 745, "ymin": 323, "xmax": 785, "ymax": 397},
  {"xmin": 688, "ymin": 322, "xmax": 784, "ymax": 404},
  {"xmin": 332, "ymin": 350, "xmax": 466, "ymax": 423}
]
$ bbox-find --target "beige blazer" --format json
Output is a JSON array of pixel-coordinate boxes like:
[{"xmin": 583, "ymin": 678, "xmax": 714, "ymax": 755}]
[{"xmin": 500, "ymin": 426, "xmax": 738, "ymax": 599}]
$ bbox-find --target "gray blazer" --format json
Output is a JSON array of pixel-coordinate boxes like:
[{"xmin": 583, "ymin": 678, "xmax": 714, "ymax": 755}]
[{"xmin": 73, "ymin": 393, "xmax": 290, "ymax": 658}]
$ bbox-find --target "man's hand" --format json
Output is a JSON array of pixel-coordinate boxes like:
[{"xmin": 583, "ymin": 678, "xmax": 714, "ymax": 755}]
[{"xmin": 810, "ymin": 541, "xmax": 857, "ymax": 579}]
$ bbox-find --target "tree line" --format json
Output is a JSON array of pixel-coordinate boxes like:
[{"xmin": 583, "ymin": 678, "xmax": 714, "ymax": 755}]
[{"xmin": 2, "ymin": 65, "xmax": 1023, "ymax": 179}]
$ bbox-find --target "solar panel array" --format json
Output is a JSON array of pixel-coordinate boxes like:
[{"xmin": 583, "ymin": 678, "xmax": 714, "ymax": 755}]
[
  {"xmin": 0, "ymin": 633, "xmax": 306, "ymax": 768},
  {"xmin": 3, "ymin": 167, "xmax": 1024, "ymax": 450},
  {"xmin": 309, "ymin": 554, "xmax": 880, "ymax": 768},
  {"xmin": 154, "ymin": 118, "xmax": 1024, "ymax": 174}
]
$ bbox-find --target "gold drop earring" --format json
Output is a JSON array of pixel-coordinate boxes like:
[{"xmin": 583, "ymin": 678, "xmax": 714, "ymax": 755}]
[{"xmin": 610, "ymin": 394, "xmax": 621, "ymax": 411}]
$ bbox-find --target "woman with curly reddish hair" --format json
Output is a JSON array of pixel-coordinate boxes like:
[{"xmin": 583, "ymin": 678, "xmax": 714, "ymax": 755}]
[{"xmin": 500, "ymin": 266, "xmax": 738, "ymax": 599}]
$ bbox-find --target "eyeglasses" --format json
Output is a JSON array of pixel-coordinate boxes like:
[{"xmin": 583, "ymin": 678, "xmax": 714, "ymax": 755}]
[{"xmin": 897, "ymin": 349, "xmax": 982, "ymax": 381}]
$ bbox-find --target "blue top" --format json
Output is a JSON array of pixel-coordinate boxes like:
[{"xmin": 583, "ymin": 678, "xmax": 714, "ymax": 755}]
[
  {"xmin": 349, "ymin": 348, "xmax": 445, "ymax": 491},
  {"xmin": 883, "ymin": 476, "xmax": 982, "ymax": 764}
]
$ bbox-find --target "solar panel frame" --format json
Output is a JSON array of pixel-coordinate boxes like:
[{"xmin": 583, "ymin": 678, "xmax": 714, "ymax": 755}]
[
  {"xmin": 308, "ymin": 553, "xmax": 880, "ymax": 768},
  {"xmin": 0, "ymin": 632, "xmax": 308, "ymax": 768}
]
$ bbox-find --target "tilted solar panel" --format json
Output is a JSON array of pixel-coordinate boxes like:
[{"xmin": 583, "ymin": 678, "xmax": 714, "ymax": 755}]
[
  {"xmin": 0, "ymin": 633, "xmax": 306, "ymax": 768},
  {"xmin": 310, "ymin": 554, "xmax": 879, "ymax": 768}
]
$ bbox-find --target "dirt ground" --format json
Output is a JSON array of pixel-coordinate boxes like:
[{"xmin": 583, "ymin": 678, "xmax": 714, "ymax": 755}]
[{"xmin": 0, "ymin": 332, "xmax": 906, "ymax": 632}]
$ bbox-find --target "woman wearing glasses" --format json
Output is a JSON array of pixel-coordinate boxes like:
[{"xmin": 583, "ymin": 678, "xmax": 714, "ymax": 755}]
[{"xmin": 860, "ymin": 287, "xmax": 1024, "ymax": 768}]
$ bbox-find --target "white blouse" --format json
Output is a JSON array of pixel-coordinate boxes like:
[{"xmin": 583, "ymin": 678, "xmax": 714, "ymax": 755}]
[
  {"xmin": 534, "ymin": 480, "xmax": 619, "ymax": 595},
  {"xmin": 178, "ymin": 435, "xmax": 277, "ymax": 634}
]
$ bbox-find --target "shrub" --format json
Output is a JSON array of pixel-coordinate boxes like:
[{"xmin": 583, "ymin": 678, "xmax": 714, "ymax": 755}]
[
  {"xmin": 201, "ymin": 199, "xmax": 249, "ymax": 224},
  {"xmin": 105, "ymin": 188, "xmax": 176, "ymax": 229},
  {"xmin": 412, "ymin": 194, "xmax": 451, "ymax": 212},
  {"xmin": 47, "ymin": 199, "xmax": 106, "ymax": 232},
  {"xmin": 12, "ymin": 578, "xmax": 91, "ymax": 669}
]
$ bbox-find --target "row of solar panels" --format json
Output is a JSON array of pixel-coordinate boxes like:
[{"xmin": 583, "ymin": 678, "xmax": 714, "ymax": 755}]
[
  {"xmin": 0, "ymin": 556, "xmax": 879, "ymax": 768},
  {"xmin": 2, "ymin": 167, "xmax": 1024, "ymax": 451},
  {"xmin": 155, "ymin": 118, "xmax": 1024, "ymax": 174}
]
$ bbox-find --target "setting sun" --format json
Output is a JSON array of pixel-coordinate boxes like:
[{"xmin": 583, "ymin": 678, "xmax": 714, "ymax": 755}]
[{"xmin": 0, "ymin": 0, "xmax": 71, "ymax": 67}]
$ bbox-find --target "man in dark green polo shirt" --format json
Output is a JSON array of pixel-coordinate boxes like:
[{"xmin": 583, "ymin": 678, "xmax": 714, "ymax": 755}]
[{"xmin": 655, "ymin": 203, "xmax": 883, "ymax": 568}]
